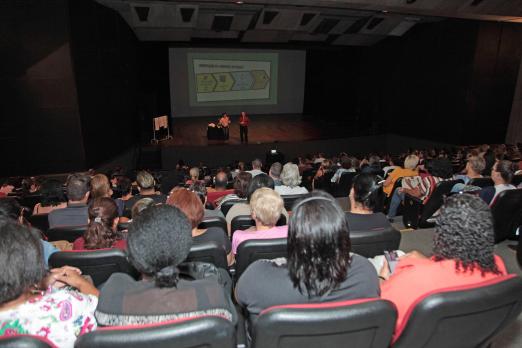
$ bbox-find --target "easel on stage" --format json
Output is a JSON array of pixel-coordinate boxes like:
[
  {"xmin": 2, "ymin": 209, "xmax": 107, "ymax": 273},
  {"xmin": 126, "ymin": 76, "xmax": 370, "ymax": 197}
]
[{"xmin": 151, "ymin": 115, "xmax": 173, "ymax": 144}]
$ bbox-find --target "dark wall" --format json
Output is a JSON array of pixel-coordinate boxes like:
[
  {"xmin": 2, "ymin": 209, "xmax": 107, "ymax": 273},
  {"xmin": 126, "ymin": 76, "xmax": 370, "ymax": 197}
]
[
  {"xmin": 0, "ymin": 0, "xmax": 85, "ymax": 176},
  {"xmin": 69, "ymin": 0, "xmax": 139, "ymax": 168},
  {"xmin": 304, "ymin": 19, "xmax": 522, "ymax": 145}
]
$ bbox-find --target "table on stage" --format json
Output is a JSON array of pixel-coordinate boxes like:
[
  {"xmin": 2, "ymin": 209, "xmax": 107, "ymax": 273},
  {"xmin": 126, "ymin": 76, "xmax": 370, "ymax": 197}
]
[{"xmin": 207, "ymin": 126, "xmax": 227, "ymax": 140}]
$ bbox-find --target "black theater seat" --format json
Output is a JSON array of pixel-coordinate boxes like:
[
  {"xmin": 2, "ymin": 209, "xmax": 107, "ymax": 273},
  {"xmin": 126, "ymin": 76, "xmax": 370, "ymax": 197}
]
[{"xmin": 251, "ymin": 298, "xmax": 397, "ymax": 348}]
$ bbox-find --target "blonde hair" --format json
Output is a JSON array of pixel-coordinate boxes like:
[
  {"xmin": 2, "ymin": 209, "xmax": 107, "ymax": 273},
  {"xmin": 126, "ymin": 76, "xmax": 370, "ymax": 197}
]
[
  {"xmin": 404, "ymin": 155, "xmax": 420, "ymax": 170},
  {"xmin": 90, "ymin": 174, "xmax": 112, "ymax": 199},
  {"xmin": 281, "ymin": 163, "xmax": 302, "ymax": 187},
  {"xmin": 250, "ymin": 188, "xmax": 284, "ymax": 227}
]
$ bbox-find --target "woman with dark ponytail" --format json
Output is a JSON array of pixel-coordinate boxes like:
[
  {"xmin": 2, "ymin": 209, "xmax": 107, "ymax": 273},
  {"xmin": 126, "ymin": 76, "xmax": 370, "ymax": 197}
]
[
  {"xmin": 94, "ymin": 204, "xmax": 236, "ymax": 326},
  {"xmin": 73, "ymin": 197, "xmax": 126, "ymax": 250}
]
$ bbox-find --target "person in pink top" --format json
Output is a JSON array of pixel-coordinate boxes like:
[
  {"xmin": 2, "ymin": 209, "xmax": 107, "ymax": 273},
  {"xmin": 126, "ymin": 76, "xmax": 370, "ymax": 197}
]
[
  {"xmin": 232, "ymin": 187, "xmax": 287, "ymax": 255},
  {"xmin": 379, "ymin": 194, "xmax": 508, "ymax": 341}
]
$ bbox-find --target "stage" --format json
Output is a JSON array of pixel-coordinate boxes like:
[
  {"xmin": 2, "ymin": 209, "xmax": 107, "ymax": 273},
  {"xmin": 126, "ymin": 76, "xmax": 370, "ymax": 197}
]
[{"xmin": 155, "ymin": 114, "xmax": 363, "ymax": 147}]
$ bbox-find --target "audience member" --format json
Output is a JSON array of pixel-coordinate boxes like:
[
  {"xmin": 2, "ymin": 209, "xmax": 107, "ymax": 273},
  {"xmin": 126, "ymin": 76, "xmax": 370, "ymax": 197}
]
[
  {"xmin": 380, "ymin": 194, "xmax": 507, "ymax": 338},
  {"xmin": 331, "ymin": 155, "xmax": 356, "ymax": 183},
  {"xmin": 382, "ymin": 156, "xmax": 400, "ymax": 177},
  {"xmin": 231, "ymin": 187, "xmax": 287, "ymax": 255},
  {"xmin": 48, "ymin": 173, "xmax": 90, "ymax": 228},
  {"xmin": 73, "ymin": 198, "xmax": 126, "ymax": 250},
  {"xmin": 361, "ymin": 155, "xmax": 382, "ymax": 175},
  {"xmin": 216, "ymin": 171, "xmax": 252, "ymax": 208},
  {"xmin": 130, "ymin": 197, "xmax": 155, "ymax": 220},
  {"xmin": 269, "ymin": 162, "xmax": 283, "ymax": 186},
  {"xmin": 90, "ymin": 174, "xmax": 113, "ymax": 200},
  {"xmin": 207, "ymin": 171, "xmax": 233, "ymax": 206},
  {"xmin": 186, "ymin": 167, "xmax": 200, "ymax": 185},
  {"xmin": 382, "ymin": 154, "xmax": 419, "ymax": 196},
  {"xmin": 0, "ymin": 220, "xmax": 98, "ymax": 347},
  {"xmin": 451, "ymin": 155, "xmax": 486, "ymax": 193},
  {"xmin": 247, "ymin": 159, "xmax": 264, "ymax": 177},
  {"xmin": 312, "ymin": 159, "xmax": 335, "ymax": 190},
  {"xmin": 480, "ymin": 160, "xmax": 516, "ymax": 205},
  {"xmin": 225, "ymin": 174, "xmax": 289, "ymax": 233},
  {"xmin": 0, "ymin": 178, "xmax": 16, "ymax": 198},
  {"xmin": 95, "ymin": 205, "xmax": 236, "ymax": 325},
  {"xmin": 236, "ymin": 191, "xmax": 380, "ymax": 321},
  {"xmin": 123, "ymin": 171, "xmax": 167, "ymax": 213},
  {"xmin": 0, "ymin": 198, "xmax": 58, "ymax": 266},
  {"xmin": 347, "ymin": 174, "xmax": 390, "ymax": 231},
  {"xmin": 32, "ymin": 179, "xmax": 67, "ymax": 215},
  {"xmin": 114, "ymin": 176, "xmax": 133, "ymax": 216},
  {"xmin": 189, "ymin": 182, "xmax": 225, "ymax": 219},
  {"xmin": 275, "ymin": 163, "xmax": 309, "ymax": 195}
]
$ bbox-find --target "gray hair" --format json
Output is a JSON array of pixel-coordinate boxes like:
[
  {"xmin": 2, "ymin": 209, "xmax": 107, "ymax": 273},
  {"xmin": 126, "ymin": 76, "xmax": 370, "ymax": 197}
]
[
  {"xmin": 281, "ymin": 163, "xmax": 302, "ymax": 188},
  {"xmin": 252, "ymin": 159, "xmax": 262, "ymax": 169},
  {"xmin": 269, "ymin": 162, "xmax": 282, "ymax": 178}
]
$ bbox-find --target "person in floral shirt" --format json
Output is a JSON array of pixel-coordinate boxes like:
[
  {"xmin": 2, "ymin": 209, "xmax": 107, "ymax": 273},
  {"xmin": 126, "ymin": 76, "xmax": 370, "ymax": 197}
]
[{"xmin": 0, "ymin": 220, "xmax": 99, "ymax": 347}]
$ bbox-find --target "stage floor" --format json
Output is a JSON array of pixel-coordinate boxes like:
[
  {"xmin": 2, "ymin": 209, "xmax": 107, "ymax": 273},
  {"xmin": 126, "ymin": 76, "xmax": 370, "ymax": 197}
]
[{"xmin": 155, "ymin": 114, "xmax": 358, "ymax": 147}]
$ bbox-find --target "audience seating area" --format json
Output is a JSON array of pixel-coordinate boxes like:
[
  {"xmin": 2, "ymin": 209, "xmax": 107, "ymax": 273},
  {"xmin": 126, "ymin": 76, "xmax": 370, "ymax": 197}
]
[{"xmin": 1, "ymin": 144, "xmax": 522, "ymax": 347}]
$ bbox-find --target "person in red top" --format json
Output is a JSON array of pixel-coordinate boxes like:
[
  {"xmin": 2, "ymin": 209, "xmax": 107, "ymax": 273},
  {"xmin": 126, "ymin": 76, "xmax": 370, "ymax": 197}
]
[
  {"xmin": 239, "ymin": 111, "xmax": 249, "ymax": 143},
  {"xmin": 73, "ymin": 197, "xmax": 126, "ymax": 250},
  {"xmin": 379, "ymin": 194, "xmax": 507, "ymax": 341}
]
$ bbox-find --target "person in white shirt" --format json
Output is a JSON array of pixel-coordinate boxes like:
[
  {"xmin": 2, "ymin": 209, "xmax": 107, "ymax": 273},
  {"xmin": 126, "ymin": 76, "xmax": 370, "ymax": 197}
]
[
  {"xmin": 247, "ymin": 159, "xmax": 265, "ymax": 177},
  {"xmin": 479, "ymin": 160, "xmax": 516, "ymax": 205},
  {"xmin": 275, "ymin": 163, "xmax": 308, "ymax": 195}
]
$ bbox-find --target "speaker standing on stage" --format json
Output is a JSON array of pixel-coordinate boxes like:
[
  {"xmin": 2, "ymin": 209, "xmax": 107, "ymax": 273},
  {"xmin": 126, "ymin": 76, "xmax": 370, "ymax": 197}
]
[{"xmin": 239, "ymin": 111, "xmax": 249, "ymax": 143}]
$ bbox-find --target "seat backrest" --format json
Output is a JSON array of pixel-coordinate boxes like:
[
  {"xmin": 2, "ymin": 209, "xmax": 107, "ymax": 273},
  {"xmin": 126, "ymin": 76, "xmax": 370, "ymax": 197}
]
[
  {"xmin": 75, "ymin": 316, "xmax": 235, "ymax": 348},
  {"xmin": 44, "ymin": 226, "xmax": 86, "ymax": 242},
  {"xmin": 512, "ymin": 174, "xmax": 522, "ymax": 187},
  {"xmin": 230, "ymin": 215, "xmax": 286, "ymax": 236},
  {"xmin": 220, "ymin": 199, "xmax": 243, "ymax": 216},
  {"xmin": 235, "ymin": 238, "xmax": 287, "ymax": 280},
  {"xmin": 419, "ymin": 179, "xmax": 462, "ymax": 226},
  {"xmin": 281, "ymin": 194, "xmax": 305, "ymax": 211},
  {"xmin": 0, "ymin": 335, "xmax": 55, "ymax": 348},
  {"xmin": 185, "ymin": 241, "xmax": 228, "ymax": 270},
  {"xmin": 393, "ymin": 275, "xmax": 522, "ymax": 348},
  {"xmin": 198, "ymin": 216, "xmax": 227, "ymax": 232},
  {"xmin": 490, "ymin": 189, "xmax": 522, "ymax": 243},
  {"xmin": 332, "ymin": 172, "xmax": 357, "ymax": 198},
  {"xmin": 350, "ymin": 225, "xmax": 402, "ymax": 258},
  {"xmin": 27, "ymin": 214, "xmax": 49, "ymax": 233},
  {"xmin": 467, "ymin": 177, "xmax": 494, "ymax": 188},
  {"xmin": 49, "ymin": 249, "xmax": 139, "ymax": 287},
  {"xmin": 252, "ymin": 298, "xmax": 397, "ymax": 348}
]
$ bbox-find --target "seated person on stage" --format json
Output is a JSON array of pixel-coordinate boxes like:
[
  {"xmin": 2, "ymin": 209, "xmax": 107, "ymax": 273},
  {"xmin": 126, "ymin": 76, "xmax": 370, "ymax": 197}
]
[
  {"xmin": 216, "ymin": 172, "xmax": 252, "ymax": 209},
  {"xmin": 382, "ymin": 154, "xmax": 419, "ymax": 197},
  {"xmin": 73, "ymin": 197, "xmax": 126, "ymax": 251},
  {"xmin": 226, "ymin": 174, "xmax": 289, "ymax": 235},
  {"xmin": 231, "ymin": 187, "xmax": 287, "ymax": 256},
  {"xmin": 0, "ymin": 198, "xmax": 58, "ymax": 267},
  {"xmin": 96, "ymin": 205, "xmax": 236, "ymax": 326},
  {"xmin": 207, "ymin": 171, "xmax": 233, "ymax": 206},
  {"xmin": 236, "ymin": 191, "xmax": 380, "ymax": 322},
  {"xmin": 0, "ymin": 220, "xmax": 99, "ymax": 347},
  {"xmin": 479, "ymin": 160, "xmax": 516, "ymax": 206},
  {"xmin": 123, "ymin": 171, "xmax": 167, "ymax": 214},
  {"xmin": 247, "ymin": 159, "xmax": 264, "ymax": 177},
  {"xmin": 379, "ymin": 194, "xmax": 508, "ymax": 339},
  {"xmin": 189, "ymin": 182, "xmax": 225, "ymax": 219},
  {"xmin": 48, "ymin": 173, "xmax": 91, "ymax": 229},
  {"xmin": 90, "ymin": 174, "xmax": 113, "ymax": 200},
  {"xmin": 219, "ymin": 112, "xmax": 231, "ymax": 139},
  {"xmin": 167, "ymin": 188, "xmax": 231, "ymax": 262},
  {"xmin": 451, "ymin": 155, "xmax": 485, "ymax": 193},
  {"xmin": 275, "ymin": 163, "xmax": 309, "ymax": 195},
  {"xmin": 33, "ymin": 179, "xmax": 67, "ymax": 215},
  {"xmin": 347, "ymin": 173, "xmax": 391, "ymax": 231}
]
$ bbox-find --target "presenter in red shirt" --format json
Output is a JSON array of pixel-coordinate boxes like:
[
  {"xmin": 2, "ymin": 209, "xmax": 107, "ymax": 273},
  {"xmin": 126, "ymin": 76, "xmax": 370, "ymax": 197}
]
[{"xmin": 239, "ymin": 111, "xmax": 249, "ymax": 143}]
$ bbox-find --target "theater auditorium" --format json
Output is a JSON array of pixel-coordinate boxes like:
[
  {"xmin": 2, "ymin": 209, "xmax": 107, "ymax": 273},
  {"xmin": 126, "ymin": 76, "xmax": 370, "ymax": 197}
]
[{"xmin": 1, "ymin": 0, "xmax": 522, "ymax": 347}]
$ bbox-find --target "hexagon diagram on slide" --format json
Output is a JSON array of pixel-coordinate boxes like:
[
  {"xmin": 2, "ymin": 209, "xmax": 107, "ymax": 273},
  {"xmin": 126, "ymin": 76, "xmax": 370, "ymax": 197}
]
[
  {"xmin": 196, "ymin": 73, "xmax": 217, "ymax": 93},
  {"xmin": 196, "ymin": 70, "xmax": 270, "ymax": 93}
]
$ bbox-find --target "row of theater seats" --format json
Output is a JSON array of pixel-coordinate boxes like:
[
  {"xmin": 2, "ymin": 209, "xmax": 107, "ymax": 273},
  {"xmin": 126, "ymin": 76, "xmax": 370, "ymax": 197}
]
[
  {"xmin": 47, "ymin": 214, "xmax": 401, "ymax": 286},
  {"xmin": 2, "ymin": 274, "xmax": 521, "ymax": 348}
]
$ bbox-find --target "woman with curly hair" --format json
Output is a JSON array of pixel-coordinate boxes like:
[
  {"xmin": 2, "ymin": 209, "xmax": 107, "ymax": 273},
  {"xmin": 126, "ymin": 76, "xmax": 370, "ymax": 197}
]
[
  {"xmin": 236, "ymin": 191, "xmax": 380, "ymax": 322},
  {"xmin": 73, "ymin": 197, "xmax": 126, "ymax": 250},
  {"xmin": 379, "ymin": 194, "xmax": 507, "ymax": 337}
]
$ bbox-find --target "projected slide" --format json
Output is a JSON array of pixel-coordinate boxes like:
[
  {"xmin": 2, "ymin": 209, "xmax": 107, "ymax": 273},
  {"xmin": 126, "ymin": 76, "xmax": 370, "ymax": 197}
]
[{"xmin": 187, "ymin": 52, "xmax": 278, "ymax": 107}]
